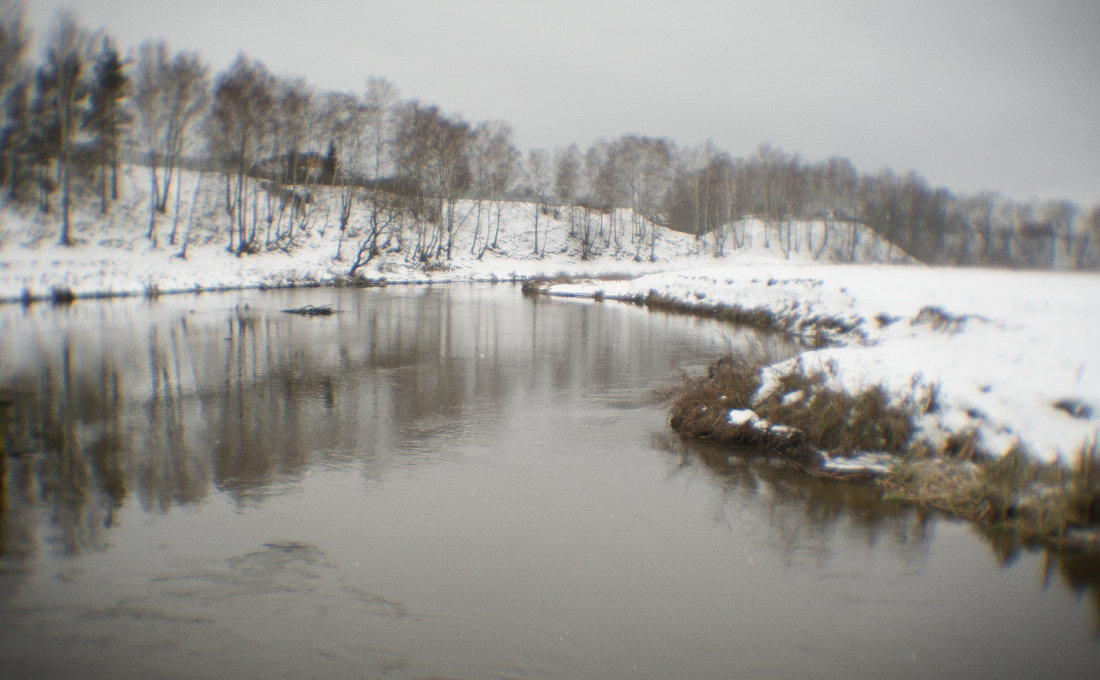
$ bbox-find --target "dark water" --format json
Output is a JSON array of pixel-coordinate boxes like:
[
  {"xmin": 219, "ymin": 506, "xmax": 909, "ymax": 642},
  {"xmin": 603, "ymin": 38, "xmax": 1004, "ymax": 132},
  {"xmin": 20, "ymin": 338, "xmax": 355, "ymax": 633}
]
[{"xmin": 1, "ymin": 285, "xmax": 1098, "ymax": 680}]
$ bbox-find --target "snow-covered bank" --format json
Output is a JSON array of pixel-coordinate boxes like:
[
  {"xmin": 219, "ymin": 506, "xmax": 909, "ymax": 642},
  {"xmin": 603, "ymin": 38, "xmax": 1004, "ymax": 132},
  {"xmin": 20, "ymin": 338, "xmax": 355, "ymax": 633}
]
[{"xmin": 544, "ymin": 264, "xmax": 1100, "ymax": 467}]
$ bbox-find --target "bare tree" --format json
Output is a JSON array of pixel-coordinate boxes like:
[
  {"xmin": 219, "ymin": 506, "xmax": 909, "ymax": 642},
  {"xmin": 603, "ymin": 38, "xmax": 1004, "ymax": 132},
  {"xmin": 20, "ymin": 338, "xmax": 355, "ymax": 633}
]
[
  {"xmin": 394, "ymin": 102, "xmax": 470, "ymax": 261},
  {"xmin": 581, "ymin": 142, "xmax": 610, "ymax": 254},
  {"xmin": 346, "ymin": 78, "xmax": 401, "ymax": 265},
  {"xmin": 477, "ymin": 122, "xmax": 518, "ymax": 257},
  {"xmin": 348, "ymin": 188, "xmax": 404, "ymax": 276},
  {"xmin": 1040, "ymin": 199, "xmax": 1079, "ymax": 270},
  {"xmin": 133, "ymin": 40, "xmax": 210, "ymax": 243},
  {"xmin": 526, "ymin": 148, "xmax": 551, "ymax": 256},
  {"xmin": 208, "ymin": 53, "xmax": 273, "ymax": 254},
  {"xmin": 363, "ymin": 76, "xmax": 398, "ymax": 181},
  {"xmin": 554, "ymin": 143, "xmax": 580, "ymax": 237},
  {"xmin": 317, "ymin": 90, "xmax": 368, "ymax": 260},
  {"xmin": 467, "ymin": 119, "xmax": 515, "ymax": 256}
]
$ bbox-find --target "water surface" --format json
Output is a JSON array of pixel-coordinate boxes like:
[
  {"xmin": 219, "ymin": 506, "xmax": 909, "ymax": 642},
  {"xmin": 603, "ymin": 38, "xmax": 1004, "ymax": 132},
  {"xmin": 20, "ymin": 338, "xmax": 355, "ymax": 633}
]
[{"xmin": 1, "ymin": 285, "xmax": 1098, "ymax": 679}]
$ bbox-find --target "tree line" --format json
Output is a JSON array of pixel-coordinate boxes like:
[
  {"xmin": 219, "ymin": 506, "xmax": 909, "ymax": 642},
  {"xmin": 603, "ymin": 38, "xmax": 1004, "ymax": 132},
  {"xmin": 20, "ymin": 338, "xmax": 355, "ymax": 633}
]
[{"xmin": 2, "ymin": 3, "xmax": 1098, "ymax": 270}]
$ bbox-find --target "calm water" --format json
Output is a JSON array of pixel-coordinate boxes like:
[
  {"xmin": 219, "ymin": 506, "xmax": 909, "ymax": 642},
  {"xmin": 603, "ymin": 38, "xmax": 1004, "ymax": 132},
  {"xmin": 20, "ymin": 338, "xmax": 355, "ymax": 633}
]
[{"xmin": 1, "ymin": 285, "xmax": 1098, "ymax": 680}]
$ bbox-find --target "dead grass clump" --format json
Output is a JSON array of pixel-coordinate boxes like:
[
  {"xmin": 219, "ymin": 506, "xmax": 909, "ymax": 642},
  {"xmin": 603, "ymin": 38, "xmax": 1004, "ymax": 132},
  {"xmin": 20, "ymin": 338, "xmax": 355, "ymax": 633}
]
[
  {"xmin": 641, "ymin": 291, "xmax": 788, "ymax": 336},
  {"xmin": 419, "ymin": 258, "xmax": 452, "ymax": 273},
  {"xmin": 754, "ymin": 367, "xmax": 913, "ymax": 455},
  {"xmin": 520, "ymin": 273, "xmax": 589, "ymax": 295},
  {"xmin": 669, "ymin": 348, "xmax": 914, "ymax": 458},
  {"xmin": 670, "ymin": 355, "xmax": 1100, "ymax": 551},
  {"xmin": 883, "ymin": 438, "xmax": 1100, "ymax": 549},
  {"xmin": 668, "ymin": 346, "xmax": 777, "ymax": 446}
]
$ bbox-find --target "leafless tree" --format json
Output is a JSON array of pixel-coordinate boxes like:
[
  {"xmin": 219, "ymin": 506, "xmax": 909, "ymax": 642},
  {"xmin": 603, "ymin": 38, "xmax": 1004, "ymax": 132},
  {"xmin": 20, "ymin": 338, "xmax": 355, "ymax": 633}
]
[
  {"xmin": 363, "ymin": 76, "xmax": 398, "ymax": 181},
  {"xmin": 133, "ymin": 40, "xmax": 210, "ymax": 244},
  {"xmin": 467, "ymin": 119, "xmax": 514, "ymax": 256},
  {"xmin": 394, "ymin": 101, "xmax": 471, "ymax": 261},
  {"xmin": 554, "ymin": 143, "xmax": 580, "ymax": 237},
  {"xmin": 208, "ymin": 53, "xmax": 273, "ymax": 254},
  {"xmin": 526, "ymin": 147, "xmax": 551, "ymax": 256},
  {"xmin": 317, "ymin": 89, "xmax": 368, "ymax": 260},
  {"xmin": 347, "ymin": 188, "xmax": 404, "ymax": 276},
  {"xmin": 581, "ymin": 142, "xmax": 610, "ymax": 254},
  {"xmin": 1040, "ymin": 199, "xmax": 1079, "ymax": 270}
]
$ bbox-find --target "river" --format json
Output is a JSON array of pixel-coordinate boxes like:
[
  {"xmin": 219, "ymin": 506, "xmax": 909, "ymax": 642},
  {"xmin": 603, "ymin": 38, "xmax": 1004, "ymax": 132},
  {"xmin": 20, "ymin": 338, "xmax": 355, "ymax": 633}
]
[{"xmin": 1, "ymin": 284, "xmax": 1098, "ymax": 679}]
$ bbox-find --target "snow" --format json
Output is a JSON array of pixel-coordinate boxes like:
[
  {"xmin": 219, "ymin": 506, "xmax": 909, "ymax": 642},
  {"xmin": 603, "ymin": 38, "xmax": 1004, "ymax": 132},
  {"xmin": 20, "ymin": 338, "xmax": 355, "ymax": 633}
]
[
  {"xmin": 726, "ymin": 409, "xmax": 758, "ymax": 427},
  {"xmin": 2, "ymin": 165, "xmax": 1097, "ymax": 467},
  {"xmin": 820, "ymin": 451, "xmax": 894, "ymax": 476}
]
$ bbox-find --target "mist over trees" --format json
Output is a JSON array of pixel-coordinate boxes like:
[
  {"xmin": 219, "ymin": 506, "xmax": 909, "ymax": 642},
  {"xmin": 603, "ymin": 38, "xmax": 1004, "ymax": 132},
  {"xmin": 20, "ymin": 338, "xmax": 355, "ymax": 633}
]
[{"xmin": 2, "ymin": 4, "xmax": 1098, "ymax": 270}]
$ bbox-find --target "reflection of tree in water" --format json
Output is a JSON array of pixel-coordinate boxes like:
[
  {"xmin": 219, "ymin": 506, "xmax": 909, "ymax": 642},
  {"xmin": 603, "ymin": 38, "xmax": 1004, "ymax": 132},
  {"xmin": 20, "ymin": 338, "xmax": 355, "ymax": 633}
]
[
  {"xmin": 979, "ymin": 520, "xmax": 1100, "ymax": 628},
  {"xmin": 1, "ymin": 288, "xmax": 756, "ymax": 567},
  {"xmin": 662, "ymin": 432, "xmax": 1100, "ymax": 625},
  {"xmin": 659, "ymin": 433, "xmax": 932, "ymax": 568},
  {"xmin": 2, "ymin": 337, "xmax": 122, "ymax": 560},
  {"xmin": 0, "ymin": 291, "xmax": 531, "ymax": 556}
]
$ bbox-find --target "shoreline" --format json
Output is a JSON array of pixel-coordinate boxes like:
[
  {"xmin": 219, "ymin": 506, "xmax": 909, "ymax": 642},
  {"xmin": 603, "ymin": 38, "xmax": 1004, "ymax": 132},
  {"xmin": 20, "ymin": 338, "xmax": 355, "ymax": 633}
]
[{"xmin": 527, "ymin": 270, "xmax": 1100, "ymax": 553}]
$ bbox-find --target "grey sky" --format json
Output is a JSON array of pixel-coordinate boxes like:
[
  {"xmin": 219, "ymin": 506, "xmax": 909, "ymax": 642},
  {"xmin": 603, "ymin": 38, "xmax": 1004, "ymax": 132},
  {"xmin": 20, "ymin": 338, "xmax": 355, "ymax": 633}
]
[{"xmin": 26, "ymin": 0, "xmax": 1100, "ymax": 206}]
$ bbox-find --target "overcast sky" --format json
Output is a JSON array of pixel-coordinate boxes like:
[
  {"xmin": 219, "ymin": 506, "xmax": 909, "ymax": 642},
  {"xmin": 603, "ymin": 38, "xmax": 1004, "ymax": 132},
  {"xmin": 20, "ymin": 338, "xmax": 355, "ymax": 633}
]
[{"xmin": 24, "ymin": 0, "xmax": 1100, "ymax": 206}]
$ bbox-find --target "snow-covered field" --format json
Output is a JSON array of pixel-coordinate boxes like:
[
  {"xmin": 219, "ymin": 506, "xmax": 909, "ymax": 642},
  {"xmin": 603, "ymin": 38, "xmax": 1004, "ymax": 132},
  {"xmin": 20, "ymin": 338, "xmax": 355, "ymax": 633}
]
[{"xmin": 2, "ymin": 166, "xmax": 1096, "ymax": 467}]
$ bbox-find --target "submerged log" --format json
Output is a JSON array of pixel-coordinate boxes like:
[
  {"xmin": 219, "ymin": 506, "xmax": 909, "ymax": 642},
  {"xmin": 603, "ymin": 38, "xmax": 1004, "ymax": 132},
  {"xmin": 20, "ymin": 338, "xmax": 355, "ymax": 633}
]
[{"xmin": 281, "ymin": 304, "xmax": 336, "ymax": 316}]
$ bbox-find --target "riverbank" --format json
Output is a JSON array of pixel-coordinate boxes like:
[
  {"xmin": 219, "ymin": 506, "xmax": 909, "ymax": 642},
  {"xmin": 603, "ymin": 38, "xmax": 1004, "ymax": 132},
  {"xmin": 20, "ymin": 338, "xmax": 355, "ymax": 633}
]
[{"xmin": 534, "ymin": 264, "xmax": 1100, "ymax": 549}]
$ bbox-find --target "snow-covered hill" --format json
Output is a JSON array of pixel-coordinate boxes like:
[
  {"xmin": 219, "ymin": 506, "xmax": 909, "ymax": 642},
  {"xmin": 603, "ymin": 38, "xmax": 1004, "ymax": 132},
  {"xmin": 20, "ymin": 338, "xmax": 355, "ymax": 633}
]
[{"xmin": 0, "ymin": 165, "xmax": 910, "ymax": 302}]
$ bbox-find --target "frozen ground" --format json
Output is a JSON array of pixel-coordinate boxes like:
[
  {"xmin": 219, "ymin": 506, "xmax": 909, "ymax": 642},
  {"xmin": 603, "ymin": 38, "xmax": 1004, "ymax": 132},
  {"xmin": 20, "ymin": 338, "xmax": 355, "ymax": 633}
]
[{"xmin": 2, "ymin": 166, "xmax": 1095, "ymax": 467}]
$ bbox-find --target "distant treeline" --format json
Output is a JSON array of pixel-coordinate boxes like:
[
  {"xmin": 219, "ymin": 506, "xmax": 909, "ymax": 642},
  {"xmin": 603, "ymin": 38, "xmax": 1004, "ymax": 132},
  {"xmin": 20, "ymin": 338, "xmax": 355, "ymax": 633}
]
[{"xmin": 1, "ymin": 3, "xmax": 1097, "ymax": 268}]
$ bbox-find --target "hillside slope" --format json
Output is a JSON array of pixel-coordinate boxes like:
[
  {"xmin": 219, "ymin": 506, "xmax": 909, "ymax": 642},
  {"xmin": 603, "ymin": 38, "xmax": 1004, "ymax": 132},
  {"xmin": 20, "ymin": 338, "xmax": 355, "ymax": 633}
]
[{"xmin": 0, "ymin": 165, "xmax": 911, "ymax": 302}]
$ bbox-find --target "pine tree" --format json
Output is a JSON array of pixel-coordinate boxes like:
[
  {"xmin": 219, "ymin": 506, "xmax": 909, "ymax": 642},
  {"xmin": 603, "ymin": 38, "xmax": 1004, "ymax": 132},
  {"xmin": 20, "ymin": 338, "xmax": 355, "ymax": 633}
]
[
  {"xmin": 321, "ymin": 139, "xmax": 337, "ymax": 185},
  {"xmin": 40, "ymin": 11, "xmax": 90, "ymax": 245},
  {"xmin": 85, "ymin": 37, "xmax": 128, "ymax": 210}
]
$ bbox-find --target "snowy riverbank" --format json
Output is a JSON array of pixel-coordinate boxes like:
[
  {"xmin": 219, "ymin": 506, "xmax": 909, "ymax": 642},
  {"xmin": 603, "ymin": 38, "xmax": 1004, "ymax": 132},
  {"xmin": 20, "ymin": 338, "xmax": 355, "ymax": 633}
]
[{"xmin": 542, "ymin": 264, "xmax": 1100, "ymax": 468}]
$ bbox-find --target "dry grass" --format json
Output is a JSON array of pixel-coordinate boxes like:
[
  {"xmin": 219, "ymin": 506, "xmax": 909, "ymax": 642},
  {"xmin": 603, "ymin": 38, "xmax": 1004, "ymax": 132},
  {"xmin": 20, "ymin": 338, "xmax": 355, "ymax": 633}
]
[
  {"xmin": 669, "ymin": 349, "xmax": 913, "ymax": 455},
  {"xmin": 636, "ymin": 291, "xmax": 863, "ymax": 347},
  {"xmin": 520, "ymin": 271, "xmax": 635, "ymax": 296},
  {"xmin": 641, "ymin": 291, "xmax": 789, "ymax": 337},
  {"xmin": 668, "ymin": 353, "xmax": 1100, "ymax": 552},
  {"xmin": 668, "ymin": 345, "xmax": 775, "ymax": 446},
  {"xmin": 883, "ymin": 438, "xmax": 1100, "ymax": 550},
  {"xmin": 753, "ymin": 366, "xmax": 913, "ymax": 455},
  {"xmin": 668, "ymin": 348, "xmax": 913, "ymax": 457}
]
